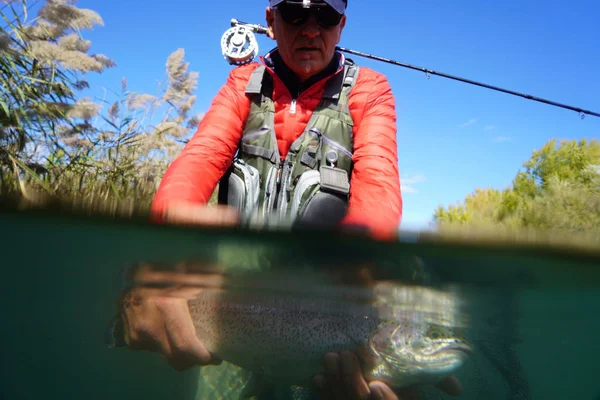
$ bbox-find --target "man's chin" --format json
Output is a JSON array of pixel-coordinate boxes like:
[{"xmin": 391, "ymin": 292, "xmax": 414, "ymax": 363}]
[
  {"xmin": 292, "ymin": 60, "xmax": 324, "ymax": 76},
  {"xmin": 294, "ymin": 48, "xmax": 323, "ymax": 61}
]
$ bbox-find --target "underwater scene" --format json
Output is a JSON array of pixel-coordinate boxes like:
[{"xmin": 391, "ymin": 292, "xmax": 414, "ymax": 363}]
[{"xmin": 1, "ymin": 205, "xmax": 599, "ymax": 400}]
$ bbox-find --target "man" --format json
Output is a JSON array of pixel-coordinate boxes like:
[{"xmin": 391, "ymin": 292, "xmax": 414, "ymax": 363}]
[
  {"xmin": 122, "ymin": 1, "xmax": 462, "ymax": 399},
  {"xmin": 150, "ymin": 0, "xmax": 402, "ymax": 240}
]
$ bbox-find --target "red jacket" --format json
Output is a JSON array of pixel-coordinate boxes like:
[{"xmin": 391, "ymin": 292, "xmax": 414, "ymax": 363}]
[{"xmin": 152, "ymin": 52, "xmax": 403, "ymax": 240}]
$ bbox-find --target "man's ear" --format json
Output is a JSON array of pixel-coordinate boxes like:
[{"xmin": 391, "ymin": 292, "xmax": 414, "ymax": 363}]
[
  {"xmin": 340, "ymin": 14, "xmax": 347, "ymax": 30},
  {"xmin": 265, "ymin": 7, "xmax": 276, "ymax": 39},
  {"xmin": 336, "ymin": 14, "xmax": 346, "ymax": 44}
]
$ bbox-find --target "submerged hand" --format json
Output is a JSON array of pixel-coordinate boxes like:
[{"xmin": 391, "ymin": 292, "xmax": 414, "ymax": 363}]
[
  {"xmin": 127, "ymin": 201, "xmax": 235, "ymax": 370},
  {"xmin": 312, "ymin": 351, "xmax": 462, "ymax": 400},
  {"xmin": 119, "ymin": 285, "xmax": 222, "ymax": 371}
]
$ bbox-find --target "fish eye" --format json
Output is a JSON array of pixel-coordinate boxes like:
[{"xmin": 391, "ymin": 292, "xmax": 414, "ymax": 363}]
[
  {"xmin": 427, "ymin": 325, "xmax": 442, "ymax": 339},
  {"xmin": 427, "ymin": 324, "xmax": 455, "ymax": 340}
]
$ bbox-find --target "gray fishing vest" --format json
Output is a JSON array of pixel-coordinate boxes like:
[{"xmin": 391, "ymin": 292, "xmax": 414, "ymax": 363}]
[{"xmin": 218, "ymin": 59, "xmax": 359, "ymax": 230}]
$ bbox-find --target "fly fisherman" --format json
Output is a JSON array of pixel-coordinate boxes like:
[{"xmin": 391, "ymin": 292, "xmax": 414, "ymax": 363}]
[
  {"xmin": 151, "ymin": 0, "xmax": 403, "ymax": 240},
  {"xmin": 120, "ymin": 1, "xmax": 462, "ymax": 398}
]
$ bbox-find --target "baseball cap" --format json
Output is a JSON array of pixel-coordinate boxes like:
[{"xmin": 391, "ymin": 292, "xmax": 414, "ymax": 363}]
[{"xmin": 269, "ymin": 0, "xmax": 347, "ymax": 15}]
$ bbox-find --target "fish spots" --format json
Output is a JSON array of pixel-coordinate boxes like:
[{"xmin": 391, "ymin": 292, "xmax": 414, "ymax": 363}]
[{"xmin": 186, "ymin": 291, "xmax": 469, "ymax": 388}]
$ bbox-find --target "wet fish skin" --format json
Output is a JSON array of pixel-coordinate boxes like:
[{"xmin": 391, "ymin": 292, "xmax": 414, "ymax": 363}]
[
  {"xmin": 187, "ymin": 289, "xmax": 472, "ymax": 391},
  {"xmin": 189, "ymin": 290, "xmax": 380, "ymax": 386}
]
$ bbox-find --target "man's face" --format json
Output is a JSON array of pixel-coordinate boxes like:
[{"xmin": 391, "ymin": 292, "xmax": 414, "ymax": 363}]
[{"xmin": 266, "ymin": 2, "xmax": 346, "ymax": 82}]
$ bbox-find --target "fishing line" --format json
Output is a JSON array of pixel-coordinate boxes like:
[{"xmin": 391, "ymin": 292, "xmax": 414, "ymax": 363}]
[{"xmin": 222, "ymin": 19, "xmax": 600, "ymax": 119}]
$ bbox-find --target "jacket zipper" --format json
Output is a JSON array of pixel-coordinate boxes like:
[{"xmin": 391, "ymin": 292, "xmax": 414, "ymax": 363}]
[{"xmin": 290, "ymin": 86, "xmax": 301, "ymax": 115}]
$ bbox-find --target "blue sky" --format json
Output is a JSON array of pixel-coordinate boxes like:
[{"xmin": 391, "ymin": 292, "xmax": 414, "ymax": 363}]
[{"xmin": 54, "ymin": 0, "xmax": 600, "ymax": 230}]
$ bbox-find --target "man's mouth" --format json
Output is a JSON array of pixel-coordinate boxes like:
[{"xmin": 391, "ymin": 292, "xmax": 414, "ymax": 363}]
[{"xmin": 297, "ymin": 47, "xmax": 319, "ymax": 52}]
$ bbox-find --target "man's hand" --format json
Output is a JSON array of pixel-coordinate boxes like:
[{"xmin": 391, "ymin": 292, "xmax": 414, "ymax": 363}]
[
  {"xmin": 312, "ymin": 351, "xmax": 462, "ymax": 400},
  {"xmin": 119, "ymin": 287, "xmax": 222, "ymax": 371},
  {"xmin": 129, "ymin": 201, "xmax": 236, "ymax": 370},
  {"xmin": 155, "ymin": 202, "xmax": 240, "ymax": 227}
]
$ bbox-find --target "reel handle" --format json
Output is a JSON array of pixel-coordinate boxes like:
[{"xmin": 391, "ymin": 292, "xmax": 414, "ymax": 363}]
[{"xmin": 230, "ymin": 18, "xmax": 269, "ymax": 35}]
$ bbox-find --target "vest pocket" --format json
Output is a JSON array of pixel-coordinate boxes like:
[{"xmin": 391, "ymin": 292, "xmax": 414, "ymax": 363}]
[
  {"xmin": 262, "ymin": 165, "xmax": 279, "ymax": 219},
  {"xmin": 290, "ymin": 169, "xmax": 349, "ymax": 230},
  {"xmin": 294, "ymin": 191, "xmax": 349, "ymax": 229},
  {"xmin": 241, "ymin": 125, "xmax": 270, "ymax": 141},
  {"xmin": 291, "ymin": 169, "xmax": 321, "ymax": 218},
  {"xmin": 239, "ymin": 126, "xmax": 277, "ymax": 162},
  {"xmin": 307, "ymin": 127, "xmax": 353, "ymax": 172},
  {"xmin": 320, "ymin": 132, "xmax": 353, "ymax": 159},
  {"xmin": 219, "ymin": 159, "xmax": 260, "ymax": 219}
]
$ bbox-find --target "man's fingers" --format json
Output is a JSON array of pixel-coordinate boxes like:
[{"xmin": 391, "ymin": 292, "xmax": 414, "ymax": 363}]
[
  {"xmin": 162, "ymin": 298, "xmax": 221, "ymax": 368},
  {"xmin": 434, "ymin": 375, "xmax": 462, "ymax": 397},
  {"xmin": 121, "ymin": 294, "xmax": 167, "ymax": 353},
  {"xmin": 340, "ymin": 351, "xmax": 371, "ymax": 400},
  {"xmin": 312, "ymin": 374, "xmax": 329, "ymax": 399},
  {"xmin": 119, "ymin": 290, "xmax": 221, "ymax": 372},
  {"xmin": 314, "ymin": 352, "xmax": 460, "ymax": 400},
  {"xmin": 324, "ymin": 352, "xmax": 345, "ymax": 399},
  {"xmin": 319, "ymin": 351, "xmax": 372, "ymax": 400},
  {"xmin": 367, "ymin": 382, "xmax": 399, "ymax": 400},
  {"xmin": 161, "ymin": 203, "xmax": 239, "ymax": 227}
]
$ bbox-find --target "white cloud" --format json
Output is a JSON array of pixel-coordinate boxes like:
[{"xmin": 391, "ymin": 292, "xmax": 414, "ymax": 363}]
[
  {"xmin": 484, "ymin": 125, "xmax": 497, "ymax": 131},
  {"xmin": 402, "ymin": 186, "xmax": 419, "ymax": 194},
  {"xmin": 493, "ymin": 136, "xmax": 513, "ymax": 142},
  {"xmin": 458, "ymin": 119, "xmax": 476, "ymax": 128},
  {"xmin": 401, "ymin": 174, "xmax": 427, "ymax": 194}
]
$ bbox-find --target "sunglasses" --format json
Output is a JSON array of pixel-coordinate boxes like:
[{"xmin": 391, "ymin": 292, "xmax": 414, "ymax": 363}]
[{"xmin": 275, "ymin": 2, "xmax": 344, "ymax": 29}]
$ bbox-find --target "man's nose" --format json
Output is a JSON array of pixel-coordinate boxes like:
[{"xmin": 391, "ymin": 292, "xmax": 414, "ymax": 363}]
[{"xmin": 300, "ymin": 14, "xmax": 321, "ymax": 38}]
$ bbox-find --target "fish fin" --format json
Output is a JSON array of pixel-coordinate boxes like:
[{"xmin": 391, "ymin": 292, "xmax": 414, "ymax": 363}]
[
  {"xmin": 104, "ymin": 314, "xmax": 127, "ymax": 348},
  {"xmin": 240, "ymin": 372, "xmax": 304, "ymax": 400},
  {"xmin": 474, "ymin": 339, "xmax": 531, "ymax": 400},
  {"xmin": 240, "ymin": 371, "xmax": 269, "ymax": 399}
]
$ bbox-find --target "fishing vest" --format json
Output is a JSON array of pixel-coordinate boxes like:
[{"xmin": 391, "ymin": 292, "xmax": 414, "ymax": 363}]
[{"xmin": 218, "ymin": 59, "xmax": 360, "ymax": 230}]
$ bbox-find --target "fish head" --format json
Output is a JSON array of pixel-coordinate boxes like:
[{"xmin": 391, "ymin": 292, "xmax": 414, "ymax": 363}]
[{"xmin": 363, "ymin": 320, "xmax": 472, "ymax": 388}]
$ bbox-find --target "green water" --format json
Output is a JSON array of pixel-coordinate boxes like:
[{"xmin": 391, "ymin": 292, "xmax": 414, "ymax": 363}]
[{"xmin": 1, "ymin": 207, "xmax": 599, "ymax": 400}]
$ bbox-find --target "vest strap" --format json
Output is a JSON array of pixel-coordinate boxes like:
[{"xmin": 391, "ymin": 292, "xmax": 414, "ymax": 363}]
[
  {"xmin": 247, "ymin": 59, "xmax": 358, "ymax": 100},
  {"xmin": 245, "ymin": 65, "xmax": 266, "ymax": 94},
  {"xmin": 344, "ymin": 64, "xmax": 358, "ymax": 88},
  {"xmin": 241, "ymin": 143, "xmax": 278, "ymax": 164},
  {"xmin": 300, "ymin": 151, "xmax": 317, "ymax": 169},
  {"xmin": 322, "ymin": 61, "xmax": 358, "ymax": 100}
]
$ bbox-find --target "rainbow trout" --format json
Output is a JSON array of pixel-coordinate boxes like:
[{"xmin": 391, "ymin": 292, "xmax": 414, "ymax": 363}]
[
  {"xmin": 186, "ymin": 286, "xmax": 472, "ymax": 398},
  {"xmin": 107, "ymin": 260, "xmax": 472, "ymax": 399}
]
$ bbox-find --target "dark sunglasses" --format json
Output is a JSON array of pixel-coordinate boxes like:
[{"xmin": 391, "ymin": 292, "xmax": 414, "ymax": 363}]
[{"xmin": 275, "ymin": 2, "xmax": 343, "ymax": 28}]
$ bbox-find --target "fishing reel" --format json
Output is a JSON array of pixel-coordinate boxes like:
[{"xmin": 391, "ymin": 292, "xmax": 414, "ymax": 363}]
[{"xmin": 221, "ymin": 19, "xmax": 269, "ymax": 65}]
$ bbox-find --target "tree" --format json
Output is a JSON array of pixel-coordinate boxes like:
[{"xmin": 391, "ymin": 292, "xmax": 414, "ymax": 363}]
[
  {"xmin": 434, "ymin": 138, "xmax": 600, "ymax": 233},
  {"xmin": 46, "ymin": 48, "xmax": 202, "ymax": 206},
  {"xmin": 1, "ymin": 0, "xmax": 114, "ymax": 195},
  {"xmin": 1, "ymin": 1, "xmax": 202, "ymax": 210}
]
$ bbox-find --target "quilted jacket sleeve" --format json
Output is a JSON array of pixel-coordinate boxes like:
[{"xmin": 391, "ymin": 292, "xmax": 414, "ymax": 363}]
[
  {"xmin": 150, "ymin": 64, "xmax": 255, "ymax": 218},
  {"xmin": 343, "ymin": 68, "xmax": 403, "ymax": 240}
]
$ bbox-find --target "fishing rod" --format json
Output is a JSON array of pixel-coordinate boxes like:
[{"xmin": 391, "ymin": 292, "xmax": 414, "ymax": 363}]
[{"xmin": 221, "ymin": 18, "xmax": 599, "ymax": 119}]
